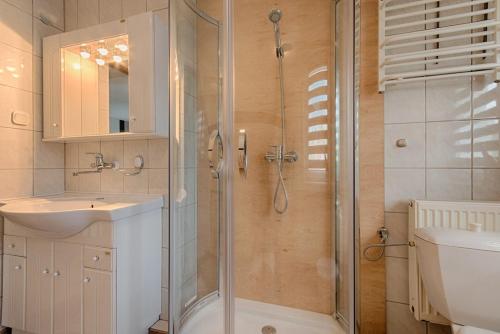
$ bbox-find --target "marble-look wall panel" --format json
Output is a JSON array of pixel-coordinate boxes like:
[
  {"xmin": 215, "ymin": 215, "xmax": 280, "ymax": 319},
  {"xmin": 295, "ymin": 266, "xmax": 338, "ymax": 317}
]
[{"xmin": 232, "ymin": 0, "xmax": 333, "ymax": 314}]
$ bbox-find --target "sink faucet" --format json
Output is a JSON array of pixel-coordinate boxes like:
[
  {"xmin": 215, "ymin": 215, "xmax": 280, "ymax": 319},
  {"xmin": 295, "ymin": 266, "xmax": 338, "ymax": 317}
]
[{"xmin": 73, "ymin": 152, "xmax": 117, "ymax": 176}]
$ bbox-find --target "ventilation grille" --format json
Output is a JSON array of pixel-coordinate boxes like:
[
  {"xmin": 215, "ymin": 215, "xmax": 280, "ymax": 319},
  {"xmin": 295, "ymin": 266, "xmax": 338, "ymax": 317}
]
[
  {"xmin": 408, "ymin": 200, "xmax": 500, "ymax": 324},
  {"xmin": 379, "ymin": 0, "xmax": 500, "ymax": 92}
]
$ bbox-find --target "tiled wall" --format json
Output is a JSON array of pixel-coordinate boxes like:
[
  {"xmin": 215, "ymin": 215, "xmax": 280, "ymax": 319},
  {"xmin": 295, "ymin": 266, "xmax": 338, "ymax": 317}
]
[
  {"xmin": 63, "ymin": 0, "xmax": 170, "ymax": 319},
  {"xmin": 383, "ymin": 2, "xmax": 499, "ymax": 333},
  {"xmin": 0, "ymin": 0, "xmax": 65, "ymax": 201}
]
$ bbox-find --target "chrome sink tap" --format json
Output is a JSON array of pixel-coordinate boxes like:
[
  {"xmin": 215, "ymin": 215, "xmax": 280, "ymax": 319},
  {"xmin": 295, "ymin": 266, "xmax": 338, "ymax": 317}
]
[{"xmin": 73, "ymin": 152, "xmax": 117, "ymax": 176}]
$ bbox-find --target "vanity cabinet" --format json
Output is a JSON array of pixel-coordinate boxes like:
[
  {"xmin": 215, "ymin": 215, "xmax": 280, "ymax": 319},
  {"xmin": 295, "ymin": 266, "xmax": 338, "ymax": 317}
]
[{"xmin": 1, "ymin": 206, "xmax": 162, "ymax": 334}]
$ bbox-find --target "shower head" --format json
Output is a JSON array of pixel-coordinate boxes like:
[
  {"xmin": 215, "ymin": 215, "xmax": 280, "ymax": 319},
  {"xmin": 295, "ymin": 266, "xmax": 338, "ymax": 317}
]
[{"xmin": 268, "ymin": 9, "xmax": 282, "ymax": 24}]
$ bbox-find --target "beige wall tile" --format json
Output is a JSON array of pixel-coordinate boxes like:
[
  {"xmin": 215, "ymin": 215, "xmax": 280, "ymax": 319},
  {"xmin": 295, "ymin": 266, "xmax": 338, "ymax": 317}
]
[
  {"xmin": 0, "ymin": 127, "xmax": 33, "ymax": 169},
  {"xmin": 387, "ymin": 302, "xmax": 426, "ymax": 334},
  {"xmin": 100, "ymin": 169, "xmax": 124, "ymax": 193},
  {"xmin": 34, "ymin": 132, "xmax": 64, "ymax": 168},
  {"xmin": 124, "ymin": 169, "xmax": 149, "ymax": 193},
  {"xmin": 33, "ymin": 17, "xmax": 62, "ymax": 57},
  {"xmin": 473, "ymin": 119, "xmax": 500, "ymax": 168},
  {"xmin": 473, "ymin": 169, "xmax": 500, "ymax": 201},
  {"xmin": 386, "ymin": 257, "xmax": 409, "ymax": 304},
  {"xmin": 385, "ymin": 123, "xmax": 425, "ymax": 169},
  {"xmin": 65, "ymin": 143, "xmax": 79, "ymax": 169},
  {"xmin": 99, "ymin": 0, "xmax": 122, "ymax": 23},
  {"xmin": 426, "ymin": 121, "xmax": 472, "ymax": 169},
  {"xmin": 0, "ymin": 169, "xmax": 33, "ymax": 199},
  {"xmin": 149, "ymin": 169, "xmax": 168, "ymax": 195},
  {"xmin": 0, "ymin": 85, "xmax": 33, "ymax": 131},
  {"xmin": 0, "ymin": 1, "xmax": 33, "ymax": 53},
  {"xmin": 123, "ymin": 0, "xmax": 146, "ymax": 17},
  {"xmin": 78, "ymin": 142, "xmax": 100, "ymax": 168},
  {"xmin": 77, "ymin": 170, "xmax": 100, "ymax": 192},
  {"xmin": 148, "ymin": 139, "xmax": 168, "ymax": 168},
  {"xmin": 384, "ymin": 213, "xmax": 408, "ymax": 258},
  {"xmin": 77, "ymin": 0, "xmax": 99, "ymax": 28},
  {"xmin": 34, "ymin": 0, "xmax": 65, "ymax": 30},
  {"xmin": 147, "ymin": 0, "xmax": 168, "ymax": 11},
  {"xmin": 426, "ymin": 169, "xmax": 471, "ymax": 201},
  {"xmin": 34, "ymin": 168, "xmax": 64, "ymax": 196},
  {"xmin": 124, "ymin": 139, "xmax": 149, "ymax": 168},
  {"xmin": 385, "ymin": 169, "xmax": 425, "ymax": 213},
  {"xmin": 0, "ymin": 43, "xmax": 33, "ymax": 92},
  {"xmin": 64, "ymin": 0, "xmax": 78, "ymax": 31}
]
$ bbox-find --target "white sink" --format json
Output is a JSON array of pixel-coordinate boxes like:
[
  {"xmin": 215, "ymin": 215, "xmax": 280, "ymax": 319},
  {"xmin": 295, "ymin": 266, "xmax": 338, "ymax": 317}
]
[{"xmin": 0, "ymin": 193, "xmax": 163, "ymax": 238}]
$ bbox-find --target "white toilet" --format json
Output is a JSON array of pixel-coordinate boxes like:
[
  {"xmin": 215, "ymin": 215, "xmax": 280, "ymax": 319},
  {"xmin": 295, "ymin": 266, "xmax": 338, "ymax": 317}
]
[{"xmin": 415, "ymin": 227, "xmax": 500, "ymax": 334}]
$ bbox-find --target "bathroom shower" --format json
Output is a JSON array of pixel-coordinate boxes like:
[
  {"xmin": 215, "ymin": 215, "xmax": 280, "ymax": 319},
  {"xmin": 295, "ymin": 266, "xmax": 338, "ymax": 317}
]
[{"xmin": 265, "ymin": 8, "xmax": 298, "ymax": 214}]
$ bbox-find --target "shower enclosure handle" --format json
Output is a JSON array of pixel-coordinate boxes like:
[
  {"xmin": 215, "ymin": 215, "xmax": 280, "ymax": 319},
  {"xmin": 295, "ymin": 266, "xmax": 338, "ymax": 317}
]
[{"xmin": 208, "ymin": 129, "xmax": 224, "ymax": 179}]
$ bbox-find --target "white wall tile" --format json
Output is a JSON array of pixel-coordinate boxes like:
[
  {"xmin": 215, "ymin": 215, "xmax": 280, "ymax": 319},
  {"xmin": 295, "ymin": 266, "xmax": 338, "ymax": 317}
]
[
  {"xmin": 123, "ymin": 0, "xmax": 146, "ymax": 17},
  {"xmin": 384, "ymin": 83, "xmax": 425, "ymax": 124},
  {"xmin": 0, "ymin": 127, "xmax": 33, "ymax": 169},
  {"xmin": 34, "ymin": 132, "xmax": 64, "ymax": 168},
  {"xmin": 387, "ymin": 301, "xmax": 426, "ymax": 334},
  {"xmin": 473, "ymin": 75, "xmax": 500, "ymax": 120},
  {"xmin": 101, "ymin": 140, "xmax": 124, "ymax": 166},
  {"xmin": 385, "ymin": 169, "xmax": 425, "ymax": 213},
  {"xmin": 149, "ymin": 169, "xmax": 168, "ymax": 195},
  {"xmin": 0, "ymin": 1, "xmax": 33, "ymax": 53},
  {"xmin": 147, "ymin": 0, "xmax": 168, "ymax": 11},
  {"xmin": 426, "ymin": 121, "xmax": 471, "ymax": 168},
  {"xmin": 427, "ymin": 78, "xmax": 472, "ymax": 121},
  {"xmin": 99, "ymin": 0, "xmax": 122, "ymax": 23},
  {"xmin": 33, "ymin": 93, "xmax": 42, "ymax": 132},
  {"xmin": 100, "ymin": 169, "xmax": 124, "ymax": 193},
  {"xmin": 385, "ymin": 123, "xmax": 425, "ymax": 168},
  {"xmin": 77, "ymin": 171, "xmax": 100, "ymax": 192},
  {"xmin": 385, "ymin": 213, "xmax": 408, "ymax": 258},
  {"xmin": 32, "ymin": 55, "xmax": 43, "ymax": 94},
  {"xmin": 33, "ymin": 18, "xmax": 62, "ymax": 57},
  {"xmin": 4, "ymin": 0, "xmax": 32, "ymax": 14},
  {"xmin": 386, "ymin": 257, "xmax": 409, "ymax": 304},
  {"xmin": 78, "ymin": 142, "xmax": 100, "ymax": 168},
  {"xmin": 0, "ymin": 85, "xmax": 33, "ymax": 130},
  {"xmin": 473, "ymin": 169, "xmax": 500, "ymax": 201},
  {"xmin": 34, "ymin": 168, "xmax": 64, "ymax": 196},
  {"xmin": 77, "ymin": 0, "xmax": 99, "ymax": 28},
  {"xmin": 473, "ymin": 119, "xmax": 500, "ymax": 168},
  {"xmin": 34, "ymin": 0, "xmax": 65, "ymax": 30},
  {"xmin": 148, "ymin": 139, "xmax": 168, "ymax": 168},
  {"xmin": 124, "ymin": 140, "xmax": 149, "ymax": 168},
  {"xmin": 124, "ymin": 169, "xmax": 149, "ymax": 193},
  {"xmin": 0, "ymin": 169, "xmax": 33, "ymax": 199},
  {"xmin": 65, "ymin": 143, "xmax": 79, "ymax": 168},
  {"xmin": 426, "ymin": 169, "xmax": 471, "ymax": 201},
  {"xmin": 0, "ymin": 43, "xmax": 33, "ymax": 91},
  {"xmin": 65, "ymin": 169, "xmax": 78, "ymax": 191},
  {"xmin": 64, "ymin": 0, "xmax": 78, "ymax": 31}
]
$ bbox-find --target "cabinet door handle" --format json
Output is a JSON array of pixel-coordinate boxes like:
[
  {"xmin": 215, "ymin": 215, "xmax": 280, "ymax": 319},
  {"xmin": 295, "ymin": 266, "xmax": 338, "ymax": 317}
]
[
  {"xmin": 83, "ymin": 277, "xmax": 91, "ymax": 283},
  {"xmin": 92, "ymin": 255, "xmax": 100, "ymax": 262},
  {"xmin": 53, "ymin": 271, "xmax": 60, "ymax": 277},
  {"xmin": 42, "ymin": 269, "xmax": 50, "ymax": 274},
  {"xmin": 14, "ymin": 265, "xmax": 22, "ymax": 270}
]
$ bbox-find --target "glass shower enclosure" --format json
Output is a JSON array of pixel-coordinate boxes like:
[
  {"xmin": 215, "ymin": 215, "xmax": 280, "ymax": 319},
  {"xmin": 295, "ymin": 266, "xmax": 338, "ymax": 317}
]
[{"xmin": 168, "ymin": 0, "xmax": 358, "ymax": 333}]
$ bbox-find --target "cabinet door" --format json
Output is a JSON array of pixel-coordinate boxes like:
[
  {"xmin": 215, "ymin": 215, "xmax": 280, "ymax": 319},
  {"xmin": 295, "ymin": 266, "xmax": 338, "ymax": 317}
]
[
  {"xmin": 54, "ymin": 242, "xmax": 83, "ymax": 334},
  {"xmin": 2, "ymin": 255, "xmax": 26, "ymax": 330},
  {"xmin": 83, "ymin": 269, "xmax": 114, "ymax": 334},
  {"xmin": 26, "ymin": 239, "xmax": 54, "ymax": 334}
]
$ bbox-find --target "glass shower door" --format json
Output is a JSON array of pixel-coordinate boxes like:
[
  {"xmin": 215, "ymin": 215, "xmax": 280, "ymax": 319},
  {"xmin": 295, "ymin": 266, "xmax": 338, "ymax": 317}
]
[{"xmin": 169, "ymin": 0, "xmax": 222, "ymax": 333}]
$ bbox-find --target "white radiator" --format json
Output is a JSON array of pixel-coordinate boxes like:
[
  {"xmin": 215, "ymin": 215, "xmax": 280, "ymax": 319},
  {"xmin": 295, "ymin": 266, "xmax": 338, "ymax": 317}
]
[{"xmin": 408, "ymin": 200, "xmax": 500, "ymax": 324}]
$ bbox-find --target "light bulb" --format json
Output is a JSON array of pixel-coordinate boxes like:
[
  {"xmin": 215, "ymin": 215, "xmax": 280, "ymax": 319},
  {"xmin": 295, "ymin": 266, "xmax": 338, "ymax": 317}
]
[
  {"xmin": 115, "ymin": 43, "xmax": 128, "ymax": 52},
  {"xmin": 96, "ymin": 58, "xmax": 105, "ymax": 66},
  {"xmin": 80, "ymin": 50, "xmax": 90, "ymax": 59},
  {"xmin": 97, "ymin": 47, "xmax": 109, "ymax": 56},
  {"xmin": 5, "ymin": 66, "xmax": 16, "ymax": 72},
  {"xmin": 113, "ymin": 55, "xmax": 122, "ymax": 63}
]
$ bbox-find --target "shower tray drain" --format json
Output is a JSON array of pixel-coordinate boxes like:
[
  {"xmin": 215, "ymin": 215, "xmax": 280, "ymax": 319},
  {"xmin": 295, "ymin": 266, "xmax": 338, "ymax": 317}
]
[{"xmin": 261, "ymin": 325, "xmax": 277, "ymax": 334}]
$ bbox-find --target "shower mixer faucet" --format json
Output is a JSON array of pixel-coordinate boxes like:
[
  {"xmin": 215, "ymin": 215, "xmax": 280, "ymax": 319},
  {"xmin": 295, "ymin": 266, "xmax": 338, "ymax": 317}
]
[{"xmin": 265, "ymin": 145, "xmax": 298, "ymax": 164}]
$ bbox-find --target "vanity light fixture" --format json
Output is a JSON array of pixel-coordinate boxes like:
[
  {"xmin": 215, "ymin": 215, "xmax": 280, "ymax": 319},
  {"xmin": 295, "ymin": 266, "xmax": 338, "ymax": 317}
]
[
  {"xmin": 5, "ymin": 66, "xmax": 16, "ymax": 72},
  {"xmin": 96, "ymin": 58, "xmax": 105, "ymax": 66},
  {"xmin": 113, "ymin": 54, "xmax": 123, "ymax": 63},
  {"xmin": 115, "ymin": 42, "xmax": 128, "ymax": 52},
  {"xmin": 80, "ymin": 45, "xmax": 91, "ymax": 59},
  {"xmin": 97, "ymin": 41, "xmax": 109, "ymax": 56}
]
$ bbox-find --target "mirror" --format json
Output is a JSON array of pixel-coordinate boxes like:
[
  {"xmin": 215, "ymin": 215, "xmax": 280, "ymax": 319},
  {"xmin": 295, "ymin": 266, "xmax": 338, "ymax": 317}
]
[{"xmin": 61, "ymin": 35, "xmax": 130, "ymax": 136}]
